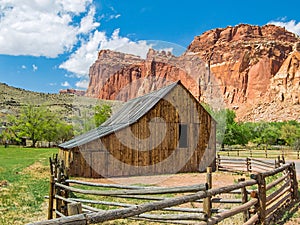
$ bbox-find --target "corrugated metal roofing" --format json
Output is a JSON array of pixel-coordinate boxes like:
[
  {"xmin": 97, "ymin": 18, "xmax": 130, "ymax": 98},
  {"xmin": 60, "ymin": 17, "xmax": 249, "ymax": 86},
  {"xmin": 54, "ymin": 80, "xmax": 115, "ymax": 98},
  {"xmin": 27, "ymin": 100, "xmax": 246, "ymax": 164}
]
[{"xmin": 59, "ymin": 81, "xmax": 180, "ymax": 149}]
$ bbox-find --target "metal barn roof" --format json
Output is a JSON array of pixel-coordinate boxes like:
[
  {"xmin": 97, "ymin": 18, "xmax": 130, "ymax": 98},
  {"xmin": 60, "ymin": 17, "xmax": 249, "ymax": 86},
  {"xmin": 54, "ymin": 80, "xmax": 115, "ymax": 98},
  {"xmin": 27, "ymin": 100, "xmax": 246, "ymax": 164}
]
[{"xmin": 59, "ymin": 81, "xmax": 180, "ymax": 149}]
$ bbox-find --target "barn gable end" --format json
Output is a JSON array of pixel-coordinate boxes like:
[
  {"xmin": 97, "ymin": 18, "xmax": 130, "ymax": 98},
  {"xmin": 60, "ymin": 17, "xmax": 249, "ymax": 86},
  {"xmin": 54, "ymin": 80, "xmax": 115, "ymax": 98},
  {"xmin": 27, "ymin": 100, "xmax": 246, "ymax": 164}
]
[{"xmin": 59, "ymin": 81, "xmax": 216, "ymax": 178}]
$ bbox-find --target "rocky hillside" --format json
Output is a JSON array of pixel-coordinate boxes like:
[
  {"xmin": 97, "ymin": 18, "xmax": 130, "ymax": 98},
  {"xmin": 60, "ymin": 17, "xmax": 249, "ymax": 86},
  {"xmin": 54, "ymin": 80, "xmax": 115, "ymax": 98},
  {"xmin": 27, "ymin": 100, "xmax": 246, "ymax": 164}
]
[
  {"xmin": 0, "ymin": 83, "xmax": 118, "ymax": 123},
  {"xmin": 86, "ymin": 24, "xmax": 300, "ymax": 122}
]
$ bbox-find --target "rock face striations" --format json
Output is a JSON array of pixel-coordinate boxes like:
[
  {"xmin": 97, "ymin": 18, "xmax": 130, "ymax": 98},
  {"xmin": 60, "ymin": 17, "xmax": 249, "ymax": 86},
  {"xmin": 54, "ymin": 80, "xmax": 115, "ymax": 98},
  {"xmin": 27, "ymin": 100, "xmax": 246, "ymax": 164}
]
[
  {"xmin": 186, "ymin": 24, "xmax": 299, "ymax": 121},
  {"xmin": 86, "ymin": 50, "xmax": 144, "ymax": 98},
  {"xmin": 86, "ymin": 24, "xmax": 300, "ymax": 122},
  {"xmin": 86, "ymin": 49, "xmax": 209, "ymax": 103}
]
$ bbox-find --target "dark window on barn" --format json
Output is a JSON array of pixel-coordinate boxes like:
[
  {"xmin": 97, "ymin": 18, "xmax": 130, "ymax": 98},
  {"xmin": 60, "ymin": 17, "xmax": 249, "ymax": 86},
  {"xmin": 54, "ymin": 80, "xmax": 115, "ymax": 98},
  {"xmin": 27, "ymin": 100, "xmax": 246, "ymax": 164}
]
[{"xmin": 179, "ymin": 124, "xmax": 188, "ymax": 148}]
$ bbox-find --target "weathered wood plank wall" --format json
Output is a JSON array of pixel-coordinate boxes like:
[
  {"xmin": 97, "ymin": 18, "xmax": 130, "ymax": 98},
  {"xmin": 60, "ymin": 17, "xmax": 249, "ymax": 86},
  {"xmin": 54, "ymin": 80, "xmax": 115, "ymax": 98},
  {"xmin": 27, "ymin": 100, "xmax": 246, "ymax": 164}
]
[{"xmin": 59, "ymin": 85, "xmax": 216, "ymax": 177}]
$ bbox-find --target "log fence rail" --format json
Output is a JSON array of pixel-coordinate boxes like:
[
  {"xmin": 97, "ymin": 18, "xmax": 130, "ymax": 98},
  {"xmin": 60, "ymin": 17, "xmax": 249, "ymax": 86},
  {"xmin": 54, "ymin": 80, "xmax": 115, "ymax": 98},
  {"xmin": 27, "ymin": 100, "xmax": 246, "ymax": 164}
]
[
  {"xmin": 28, "ymin": 155, "xmax": 298, "ymax": 225},
  {"xmin": 216, "ymin": 155, "xmax": 285, "ymax": 173},
  {"xmin": 218, "ymin": 148, "xmax": 300, "ymax": 160}
]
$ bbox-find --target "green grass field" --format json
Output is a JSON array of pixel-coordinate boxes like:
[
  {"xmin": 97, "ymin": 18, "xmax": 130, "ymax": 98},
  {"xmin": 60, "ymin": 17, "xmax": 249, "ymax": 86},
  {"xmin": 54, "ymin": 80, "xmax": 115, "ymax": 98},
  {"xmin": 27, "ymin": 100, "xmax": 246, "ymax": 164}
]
[
  {"xmin": 0, "ymin": 146, "xmax": 299, "ymax": 225},
  {"xmin": 0, "ymin": 146, "xmax": 58, "ymax": 224}
]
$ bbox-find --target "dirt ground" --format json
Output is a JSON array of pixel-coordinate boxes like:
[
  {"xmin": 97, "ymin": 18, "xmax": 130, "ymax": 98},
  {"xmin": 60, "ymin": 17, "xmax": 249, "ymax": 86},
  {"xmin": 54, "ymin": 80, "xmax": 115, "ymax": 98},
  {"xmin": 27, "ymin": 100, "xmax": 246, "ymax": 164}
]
[
  {"xmin": 23, "ymin": 162, "xmax": 300, "ymax": 224},
  {"xmin": 82, "ymin": 171, "xmax": 243, "ymax": 188},
  {"xmin": 78, "ymin": 171, "xmax": 300, "ymax": 225}
]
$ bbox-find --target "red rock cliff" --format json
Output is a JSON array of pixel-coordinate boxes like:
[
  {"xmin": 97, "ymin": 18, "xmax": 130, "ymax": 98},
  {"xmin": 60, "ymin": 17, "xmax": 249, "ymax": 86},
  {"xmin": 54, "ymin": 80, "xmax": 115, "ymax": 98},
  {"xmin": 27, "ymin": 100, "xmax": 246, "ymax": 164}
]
[
  {"xmin": 86, "ymin": 24, "xmax": 300, "ymax": 121},
  {"xmin": 86, "ymin": 49, "xmax": 210, "ymax": 103},
  {"xmin": 85, "ymin": 50, "xmax": 143, "ymax": 97}
]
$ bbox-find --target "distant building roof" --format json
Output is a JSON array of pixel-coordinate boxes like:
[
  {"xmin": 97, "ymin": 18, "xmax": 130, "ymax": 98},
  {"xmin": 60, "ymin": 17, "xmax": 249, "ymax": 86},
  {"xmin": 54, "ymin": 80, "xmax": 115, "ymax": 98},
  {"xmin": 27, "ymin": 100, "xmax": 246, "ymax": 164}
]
[
  {"xmin": 59, "ymin": 81, "xmax": 181, "ymax": 149},
  {"xmin": 59, "ymin": 89, "xmax": 86, "ymax": 96}
]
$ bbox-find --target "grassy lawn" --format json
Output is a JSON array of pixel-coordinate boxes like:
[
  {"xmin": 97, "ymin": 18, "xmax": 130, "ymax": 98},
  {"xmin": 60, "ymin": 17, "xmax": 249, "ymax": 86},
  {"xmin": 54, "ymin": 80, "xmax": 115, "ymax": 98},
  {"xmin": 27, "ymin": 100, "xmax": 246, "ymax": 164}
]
[
  {"xmin": 0, "ymin": 146, "xmax": 58, "ymax": 224},
  {"xmin": 0, "ymin": 146, "xmax": 299, "ymax": 224}
]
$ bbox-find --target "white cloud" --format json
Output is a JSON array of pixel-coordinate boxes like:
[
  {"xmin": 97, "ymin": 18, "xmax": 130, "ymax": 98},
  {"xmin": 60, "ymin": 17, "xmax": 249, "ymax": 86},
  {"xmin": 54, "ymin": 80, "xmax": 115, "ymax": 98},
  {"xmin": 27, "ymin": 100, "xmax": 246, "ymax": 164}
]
[
  {"xmin": 49, "ymin": 82, "xmax": 57, "ymax": 86},
  {"xmin": 32, "ymin": 64, "xmax": 38, "ymax": 71},
  {"xmin": 21, "ymin": 65, "xmax": 26, "ymax": 69},
  {"xmin": 0, "ymin": 0, "xmax": 95, "ymax": 57},
  {"xmin": 268, "ymin": 20, "xmax": 300, "ymax": 36},
  {"xmin": 78, "ymin": 6, "xmax": 100, "ymax": 34},
  {"xmin": 59, "ymin": 29, "xmax": 152, "ymax": 77},
  {"xmin": 75, "ymin": 79, "xmax": 89, "ymax": 89},
  {"xmin": 61, "ymin": 81, "xmax": 70, "ymax": 87},
  {"xmin": 60, "ymin": 0, "xmax": 93, "ymax": 15},
  {"xmin": 59, "ymin": 31, "xmax": 106, "ymax": 77},
  {"xmin": 0, "ymin": 1, "xmax": 162, "ymax": 81},
  {"xmin": 65, "ymin": 74, "xmax": 75, "ymax": 78},
  {"xmin": 109, "ymin": 14, "xmax": 121, "ymax": 20}
]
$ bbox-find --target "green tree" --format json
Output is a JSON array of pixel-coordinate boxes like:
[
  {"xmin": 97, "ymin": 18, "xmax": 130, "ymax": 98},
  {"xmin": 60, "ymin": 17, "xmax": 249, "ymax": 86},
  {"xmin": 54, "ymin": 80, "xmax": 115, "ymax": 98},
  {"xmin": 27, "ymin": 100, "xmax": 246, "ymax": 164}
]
[
  {"xmin": 73, "ymin": 104, "xmax": 112, "ymax": 135},
  {"xmin": 202, "ymin": 104, "xmax": 251, "ymax": 147},
  {"xmin": 42, "ymin": 110, "xmax": 61, "ymax": 146},
  {"xmin": 242, "ymin": 122, "xmax": 258, "ymax": 142},
  {"xmin": 94, "ymin": 104, "xmax": 112, "ymax": 127},
  {"xmin": 294, "ymin": 138, "xmax": 300, "ymax": 150},
  {"xmin": 72, "ymin": 109, "xmax": 96, "ymax": 135},
  {"xmin": 6, "ymin": 105, "xmax": 59, "ymax": 147},
  {"xmin": 201, "ymin": 105, "xmax": 228, "ymax": 144},
  {"xmin": 252, "ymin": 122, "xmax": 280, "ymax": 148},
  {"xmin": 56, "ymin": 122, "xmax": 74, "ymax": 143},
  {"xmin": 280, "ymin": 123, "xmax": 300, "ymax": 146},
  {"xmin": 222, "ymin": 111, "xmax": 251, "ymax": 146}
]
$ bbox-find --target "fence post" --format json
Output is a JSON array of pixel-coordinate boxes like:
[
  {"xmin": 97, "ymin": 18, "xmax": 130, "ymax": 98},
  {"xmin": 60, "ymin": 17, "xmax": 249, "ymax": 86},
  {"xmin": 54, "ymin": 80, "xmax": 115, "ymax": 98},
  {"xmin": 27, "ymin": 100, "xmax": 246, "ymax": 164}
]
[
  {"xmin": 47, "ymin": 175, "xmax": 55, "ymax": 220},
  {"xmin": 289, "ymin": 163, "xmax": 299, "ymax": 200},
  {"xmin": 60, "ymin": 160, "xmax": 69, "ymax": 216},
  {"xmin": 256, "ymin": 173, "xmax": 267, "ymax": 224},
  {"xmin": 277, "ymin": 156, "xmax": 281, "ymax": 167},
  {"xmin": 55, "ymin": 161, "xmax": 64, "ymax": 217},
  {"xmin": 67, "ymin": 202, "xmax": 82, "ymax": 216},
  {"xmin": 239, "ymin": 178, "xmax": 250, "ymax": 222},
  {"xmin": 54, "ymin": 154, "xmax": 58, "ymax": 179},
  {"xmin": 250, "ymin": 190, "xmax": 260, "ymax": 221},
  {"xmin": 265, "ymin": 149, "xmax": 268, "ymax": 158},
  {"xmin": 49, "ymin": 157, "xmax": 53, "ymax": 176},
  {"xmin": 216, "ymin": 154, "xmax": 220, "ymax": 171},
  {"xmin": 246, "ymin": 157, "xmax": 251, "ymax": 172},
  {"xmin": 250, "ymin": 149, "xmax": 253, "ymax": 158},
  {"xmin": 203, "ymin": 167, "xmax": 212, "ymax": 218}
]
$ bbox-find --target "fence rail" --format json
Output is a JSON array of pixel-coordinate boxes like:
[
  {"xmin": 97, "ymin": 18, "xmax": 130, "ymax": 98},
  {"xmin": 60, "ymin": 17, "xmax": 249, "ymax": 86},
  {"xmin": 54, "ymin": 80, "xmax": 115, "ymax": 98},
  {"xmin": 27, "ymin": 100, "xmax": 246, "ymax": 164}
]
[
  {"xmin": 216, "ymin": 155, "xmax": 284, "ymax": 173},
  {"xmin": 28, "ymin": 155, "xmax": 298, "ymax": 225},
  {"xmin": 218, "ymin": 148, "xmax": 300, "ymax": 159}
]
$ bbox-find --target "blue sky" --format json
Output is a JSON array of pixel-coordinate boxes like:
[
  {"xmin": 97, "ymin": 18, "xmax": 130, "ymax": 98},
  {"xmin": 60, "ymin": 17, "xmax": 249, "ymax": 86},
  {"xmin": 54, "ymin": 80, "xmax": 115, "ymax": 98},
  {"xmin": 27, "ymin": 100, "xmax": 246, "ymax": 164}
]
[{"xmin": 0, "ymin": 0, "xmax": 300, "ymax": 93}]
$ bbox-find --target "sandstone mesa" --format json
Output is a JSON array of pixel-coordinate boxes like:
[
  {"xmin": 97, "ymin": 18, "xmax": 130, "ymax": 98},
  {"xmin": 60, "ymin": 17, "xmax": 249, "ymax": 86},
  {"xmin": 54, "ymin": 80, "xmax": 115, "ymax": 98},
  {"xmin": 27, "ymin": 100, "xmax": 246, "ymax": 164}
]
[{"xmin": 86, "ymin": 24, "xmax": 300, "ymax": 122}]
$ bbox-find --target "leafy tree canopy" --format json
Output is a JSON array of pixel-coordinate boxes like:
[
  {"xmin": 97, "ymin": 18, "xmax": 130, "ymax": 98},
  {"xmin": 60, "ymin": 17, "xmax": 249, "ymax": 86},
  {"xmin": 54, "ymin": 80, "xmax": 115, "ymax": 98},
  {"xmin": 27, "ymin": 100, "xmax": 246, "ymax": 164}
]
[
  {"xmin": 5, "ymin": 105, "xmax": 75, "ymax": 147},
  {"xmin": 203, "ymin": 103, "xmax": 300, "ymax": 148}
]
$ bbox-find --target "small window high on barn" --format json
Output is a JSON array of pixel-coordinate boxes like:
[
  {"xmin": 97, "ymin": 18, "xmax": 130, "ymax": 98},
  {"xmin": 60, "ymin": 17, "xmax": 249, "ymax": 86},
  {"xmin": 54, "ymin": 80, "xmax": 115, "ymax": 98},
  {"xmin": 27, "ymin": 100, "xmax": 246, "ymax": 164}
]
[{"xmin": 179, "ymin": 124, "xmax": 188, "ymax": 148}]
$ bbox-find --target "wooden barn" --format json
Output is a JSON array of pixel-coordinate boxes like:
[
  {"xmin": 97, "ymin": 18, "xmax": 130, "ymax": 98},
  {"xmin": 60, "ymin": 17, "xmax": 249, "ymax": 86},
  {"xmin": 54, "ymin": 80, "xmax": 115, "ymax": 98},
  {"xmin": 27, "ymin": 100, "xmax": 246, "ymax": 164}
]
[{"xmin": 59, "ymin": 81, "xmax": 216, "ymax": 178}]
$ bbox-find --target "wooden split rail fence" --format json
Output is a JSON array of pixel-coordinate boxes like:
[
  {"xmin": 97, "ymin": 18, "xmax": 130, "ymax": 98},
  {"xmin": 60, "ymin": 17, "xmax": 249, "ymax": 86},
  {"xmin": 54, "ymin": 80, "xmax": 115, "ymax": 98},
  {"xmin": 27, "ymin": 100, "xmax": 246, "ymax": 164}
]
[
  {"xmin": 218, "ymin": 148, "xmax": 300, "ymax": 160},
  {"xmin": 216, "ymin": 155, "xmax": 285, "ymax": 173},
  {"xmin": 28, "ymin": 155, "xmax": 298, "ymax": 225}
]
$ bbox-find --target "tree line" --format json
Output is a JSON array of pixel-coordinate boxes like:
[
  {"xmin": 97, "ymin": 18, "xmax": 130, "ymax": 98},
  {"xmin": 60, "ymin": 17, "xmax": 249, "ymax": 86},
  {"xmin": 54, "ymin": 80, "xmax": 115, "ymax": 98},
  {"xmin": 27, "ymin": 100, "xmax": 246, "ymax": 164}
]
[
  {"xmin": 205, "ymin": 106, "xmax": 300, "ymax": 150},
  {"xmin": 1, "ymin": 103, "xmax": 299, "ymax": 149},
  {"xmin": 0, "ymin": 104, "xmax": 111, "ymax": 147}
]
